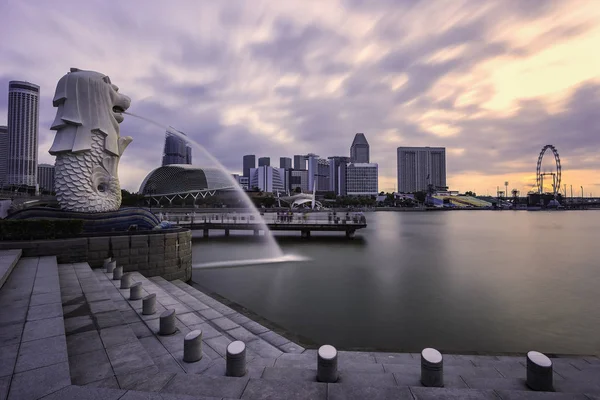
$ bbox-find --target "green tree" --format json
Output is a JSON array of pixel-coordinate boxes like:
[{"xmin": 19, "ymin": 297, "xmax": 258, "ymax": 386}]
[
  {"xmin": 294, "ymin": 187, "xmax": 302, "ymax": 193},
  {"xmin": 413, "ymin": 191, "xmax": 427, "ymax": 204},
  {"xmin": 465, "ymin": 191, "xmax": 477, "ymax": 196}
]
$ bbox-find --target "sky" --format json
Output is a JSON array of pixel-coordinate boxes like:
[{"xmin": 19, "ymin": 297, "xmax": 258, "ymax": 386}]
[{"xmin": 1, "ymin": 0, "xmax": 599, "ymax": 196}]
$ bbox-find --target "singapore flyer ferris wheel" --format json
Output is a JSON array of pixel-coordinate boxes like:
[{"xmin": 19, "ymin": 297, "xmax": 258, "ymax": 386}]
[{"xmin": 536, "ymin": 145, "xmax": 561, "ymax": 196}]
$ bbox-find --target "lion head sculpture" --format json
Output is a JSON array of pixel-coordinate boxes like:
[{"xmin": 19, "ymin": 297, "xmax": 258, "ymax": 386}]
[
  {"xmin": 49, "ymin": 68, "xmax": 131, "ymax": 156},
  {"xmin": 48, "ymin": 68, "xmax": 133, "ymax": 213}
]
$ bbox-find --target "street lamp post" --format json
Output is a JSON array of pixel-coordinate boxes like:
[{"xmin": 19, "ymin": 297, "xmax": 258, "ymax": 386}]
[{"xmin": 581, "ymin": 186, "xmax": 584, "ymax": 200}]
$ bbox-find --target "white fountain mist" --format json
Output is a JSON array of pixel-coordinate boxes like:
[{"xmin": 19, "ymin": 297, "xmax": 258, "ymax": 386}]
[{"xmin": 124, "ymin": 111, "xmax": 296, "ymax": 267}]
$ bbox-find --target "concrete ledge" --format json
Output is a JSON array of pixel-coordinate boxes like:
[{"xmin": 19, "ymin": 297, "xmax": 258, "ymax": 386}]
[
  {"xmin": 0, "ymin": 249, "xmax": 22, "ymax": 289},
  {"xmin": 0, "ymin": 229, "xmax": 192, "ymax": 282}
]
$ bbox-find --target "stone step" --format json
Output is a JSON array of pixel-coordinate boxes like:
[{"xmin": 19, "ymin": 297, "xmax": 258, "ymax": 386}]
[
  {"xmin": 1, "ymin": 256, "xmax": 72, "ymax": 400},
  {"xmin": 93, "ymin": 268, "xmax": 273, "ymax": 385},
  {"xmin": 0, "ymin": 249, "xmax": 22, "ymax": 290},
  {"xmin": 60, "ymin": 262, "xmax": 159, "ymax": 390},
  {"xmin": 149, "ymin": 276, "xmax": 291, "ymax": 361},
  {"xmin": 161, "ymin": 277, "xmax": 305, "ymax": 354}
]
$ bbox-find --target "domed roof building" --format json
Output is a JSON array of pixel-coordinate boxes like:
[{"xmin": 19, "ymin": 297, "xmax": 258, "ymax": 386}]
[{"xmin": 139, "ymin": 164, "xmax": 234, "ymax": 196}]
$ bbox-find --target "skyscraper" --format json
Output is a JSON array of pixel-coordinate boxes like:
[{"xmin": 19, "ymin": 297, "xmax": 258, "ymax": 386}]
[
  {"xmin": 38, "ymin": 163, "xmax": 55, "ymax": 192},
  {"xmin": 328, "ymin": 156, "xmax": 350, "ymax": 196},
  {"xmin": 317, "ymin": 158, "xmax": 330, "ymax": 191},
  {"xmin": 6, "ymin": 81, "xmax": 40, "ymax": 187},
  {"xmin": 346, "ymin": 163, "xmax": 379, "ymax": 196},
  {"xmin": 290, "ymin": 170, "xmax": 308, "ymax": 193},
  {"xmin": 279, "ymin": 157, "xmax": 292, "ymax": 169},
  {"xmin": 306, "ymin": 153, "xmax": 319, "ymax": 191},
  {"xmin": 243, "ymin": 155, "xmax": 256, "ymax": 178},
  {"xmin": 249, "ymin": 166, "xmax": 286, "ymax": 193},
  {"xmin": 0, "ymin": 126, "xmax": 8, "ymax": 187},
  {"xmin": 350, "ymin": 133, "xmax": 370, "ymax": 163},
  {"xmin": 258, "ymin": 157, "xmax": 270, "ymax": 167},
  {"xmin": 162, "ymin": 129, "xmax": 192, "ymax": 166},
  {"xmin": 293, "ymin": 155, "xmax": 306, "ymax": 170},
  {"xmin": 397, "ymin": 147, "xmax": 446, "ymax": 193}
]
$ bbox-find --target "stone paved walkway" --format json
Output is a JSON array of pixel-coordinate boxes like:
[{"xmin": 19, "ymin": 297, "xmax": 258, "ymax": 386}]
[{"xmin": 0, "ymin": 250, "xmax": 599, "ymax": 399}]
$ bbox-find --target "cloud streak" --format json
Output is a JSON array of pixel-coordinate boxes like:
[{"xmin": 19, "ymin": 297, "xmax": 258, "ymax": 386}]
[{"xmin": 1, "ymin": 0, "xmax": 599, "ymax": 194}]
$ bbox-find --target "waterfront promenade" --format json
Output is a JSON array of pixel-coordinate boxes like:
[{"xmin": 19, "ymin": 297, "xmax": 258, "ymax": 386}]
[
  {"xmin": 165, "ymin": 211, "xmax": 367, "ymax": 238},
  {"xmin": 1, "ymin": 250, "xmax": 600, "ymax": 399}
]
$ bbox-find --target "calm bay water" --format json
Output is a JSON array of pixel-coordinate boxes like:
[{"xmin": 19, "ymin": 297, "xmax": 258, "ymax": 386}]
[{"xmin": 191, "ymin": 211, "xmax": 600, "ymax": 355}]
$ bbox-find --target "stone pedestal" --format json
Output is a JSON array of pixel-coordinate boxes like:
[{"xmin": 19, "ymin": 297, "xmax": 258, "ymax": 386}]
[
  {"xmin": 159, "ymin": 309, "xmax": 177, "ymax": 335},
  {"xmin": 143, "ymin": 293, "xmax": 156, "ymax": 315},
  {"xmin": 526, "ymin": 351, "xmax": 553, "ymax": 391},
  {"xmin": 317, "ymin": 344, "xmax": 338, "ymax": 383},
  {"xmin": 120, "ymin": 273, "xmax": 132, "ymax": 289},
  {"xmin": 103, "ymin": 257, "xmax": 112, "ymax": 269},
  {"xmin": 130, "ymin": 282, "xmax": 142, "ymax": 300},
  {"xmin": 226, "ymin": 341, "xmax": 247, "ymax": 377},
  {"xmin": 183, "ymin": 330, "xmax": 203, "ymax": 362},
  {"xmin": 112, "ymin": 266, "xmax": 123, "ymax": 280},
  {"xmin": 421, "ymin": 348, "xmax": 444, "ymax": 387},
  {"xmin": 106, "ymin": 260, "xmax": 116, "ymax": 274}
]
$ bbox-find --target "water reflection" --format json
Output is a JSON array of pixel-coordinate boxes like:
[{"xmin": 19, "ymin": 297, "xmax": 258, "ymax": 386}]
[{"xmin": 192, "ymin": 211, "xmax": 600, "ymax": 354}]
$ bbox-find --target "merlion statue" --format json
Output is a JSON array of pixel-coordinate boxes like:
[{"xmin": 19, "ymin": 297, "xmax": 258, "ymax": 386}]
[{"xmin": 49, "ymin": 68, "xmax": 132, "ymax": 212}]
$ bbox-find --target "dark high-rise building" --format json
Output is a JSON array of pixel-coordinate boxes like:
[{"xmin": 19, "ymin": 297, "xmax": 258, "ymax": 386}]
[
  {"xmin": 0, "ymin": 126, "xmax": 8, "ymax": 187},
  {"xmin": 258, "ymin": 157, "xmax": 270, "ymax": 167},
  {"xmin": 37, "ymin": 163, "xmax": 55, "ymax": 192},
  {"xmin": 317, "ymin": 158, "xmax": 330, "ymax": 191},
  {"xmin": 328, "ymin": 156, "xmax": 350, "ymax": 196},
  {"xmin": 293, "ymin": 155, "xmax": 306, "ymax": 170},
  {"xmin": 162, "ymin": 129, "xmax": 192, "ymax": 166},
  {"xmin": 7, "ymin": 81, "xmax": 40, "ymax": 187},
  {"xmin": 350, "ymin": 133, "xmax": 370, "ymax": 163},
  {"xmin": 397, "ymin": 147, "xmax": 446, "ymax": 193},
  {"xmin": 280, "ymin": 157, "xmax": 292, "ymax": 169},
  {"xmin": 243, "ymin": 155, "xmax": 256, "ymax": 178}
]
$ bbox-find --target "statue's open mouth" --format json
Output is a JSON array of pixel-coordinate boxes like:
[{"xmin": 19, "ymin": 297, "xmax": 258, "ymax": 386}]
[{"xmin": 113, "ymin": 106, "xmax": 125, "ymax": 123}]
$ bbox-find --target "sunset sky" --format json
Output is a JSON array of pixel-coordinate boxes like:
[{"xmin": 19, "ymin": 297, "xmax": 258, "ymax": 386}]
[{"xmin": 1, "ymin": 0, "xmax": 599, "ymax": 195}]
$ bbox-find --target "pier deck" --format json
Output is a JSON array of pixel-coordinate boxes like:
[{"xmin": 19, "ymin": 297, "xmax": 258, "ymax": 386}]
[{"xmin": 166, "ymin": 211, "xmax": 367, "ymax": 238}]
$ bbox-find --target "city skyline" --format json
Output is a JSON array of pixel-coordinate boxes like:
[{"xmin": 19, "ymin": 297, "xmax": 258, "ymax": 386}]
[{"xmin": 1, "ymin": 1, "xmax": 599, "ymax": 195}]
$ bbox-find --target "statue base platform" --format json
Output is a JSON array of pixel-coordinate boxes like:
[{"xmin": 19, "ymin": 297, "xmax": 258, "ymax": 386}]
[{"xmin": 7, "ymin": 207, "xmax": 160, "ymax": 232}]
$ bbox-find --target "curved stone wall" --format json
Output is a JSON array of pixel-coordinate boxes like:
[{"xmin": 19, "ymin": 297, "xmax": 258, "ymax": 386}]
[{"xmin": 0, "ymin": 228, "xmax": 192, "ymax": 281}]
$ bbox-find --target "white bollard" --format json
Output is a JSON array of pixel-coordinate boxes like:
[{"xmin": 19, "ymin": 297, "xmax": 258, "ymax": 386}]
[
  {"xmin": 159, "ymin": 309, "xmax": 177, "ymax": 335},
  {"xmin": 120, "ymin": 273, "xmax": 132, "ymax": 289},
  {"xmin": 183, "ymin": 330, "xmax": 203, "ymax": 362},
  {"xmin": 103, "ymin": 257, "xmax": 112, "ymax": 270},
  {"xmin": 526, "ymin": 351, "xmax": 553, "ymax": 391},
  {"xmin": 106, "ymin": 260, "xmax": 116, "ymax": 274},
  {"xmin": 112, "ymin": 266, "xmax": 123, "ymax": 280},
  {"xmin": 226, "ymin": 341, "xmax": 247, "ymax": 377},
  {"xmin": 421, "ymin": 348, "xmax": 444, "ymax": 387},
  {"xmin": 142, "ymin": 293, "xmax": 156, "ymax": 315},
  {"xmin": 129, "ymin": 282, "xmax": 142, "ymax": 300},
  {"xmin": 317, "ymin": 345, "xmax": 338, "ymax": 383}
]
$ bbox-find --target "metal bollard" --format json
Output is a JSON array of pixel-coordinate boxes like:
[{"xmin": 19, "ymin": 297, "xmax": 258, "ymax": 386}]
[
  {"xmin": 421, "ymin": 348, "xmax": 444, "ymax": 387},
  {"xmin": 226, "ymin": 341, "xmax": 247, "ymax": 377},
  {"xmin": 142, "ymin": 293, "xmax": 156, "ymax": 315},
  {"xmin": 526, "ymin": 351, "xmax": 553, "ymax": 391},
  {"xmin": 183, "ymin": 330, "xmax": 203, "ymax": 362},
  {"xmin": 103, "ymin": 257, "xmax": 112, "ymax": 270},
  {"xmin": 120, "ymin": 273, "xmax": 132, "ymax": 289},
  {"xmin": 159, "ymin": 309, "xmax": 177, "ymax": 335},
  {"xmin": 317, "ymin": 344, "xmax": 338, "ymax": 383},
  {"xmin": 129, "ymin": 282, "xmax": 142, "ymax": 300},
  {"xmin": 112, "ymin": 266, "xmax": 123, "ymax": 280},
  {"xmin": 106, "ymin": 260, "xmax": 116, "ymax": 274}
]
